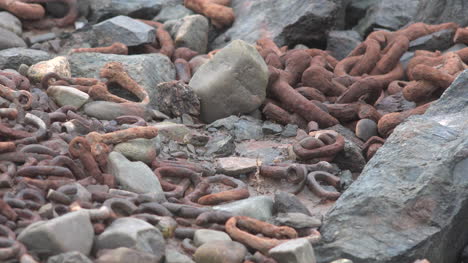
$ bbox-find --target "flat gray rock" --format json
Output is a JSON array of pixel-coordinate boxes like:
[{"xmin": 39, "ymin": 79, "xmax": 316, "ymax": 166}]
[
  {"xmin": 88, "ymin": 0, "xmax": 167, "ymax": 23},
  {"xmin": 0, "ymin": 27, "xmax": 26, "ymax": 50},
  {"xmin": 0, "ymin": 48, "xmax": 50, "ymax": 70},
  {"xmin": 189, "ymin": 40, "xmax": 268, "ymax": 123},
  {"xmin": 114, "ymin": 138, "xmax": 157, "ymax": 164},
  {"xmin": 269, "ymin": 238, "xmax": 316, "ymax": 263},
  {"xmin": 47, "ymin": 251, "xmax": 93, "ymax": 263},
  {"xmin": 315, "ymin": 70, "xmax": 468, "ymax": 263},
  {"xmin": 154, "ymin": 4, "xmax": 194, "ymax": 22},
  {"xmin": 409, "ymin": 28, "xmax": 456, "ymax": 52},
  {"xmin": 47, "ymin": 85, "xmax": 89, "ymax": 109},
  {"xmin": 0, "ymin": 11, "xmax": 22, "ymax": 36},
  {"xmin": 93, "ymin": 15, "xmax": 155, "ymax": 47},
  {"xmin": 193, "ymin": 229, "xmax": 232, "ymax": 247},
  {"xmin": 214, "ymin": 195, "xmax": 274, "ymax": 221}
]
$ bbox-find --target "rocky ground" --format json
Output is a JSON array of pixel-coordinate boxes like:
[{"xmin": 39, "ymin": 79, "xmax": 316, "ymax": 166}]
[{"xmin": 0, "ymin": 0, "xmax": 467, "ymax": 263}]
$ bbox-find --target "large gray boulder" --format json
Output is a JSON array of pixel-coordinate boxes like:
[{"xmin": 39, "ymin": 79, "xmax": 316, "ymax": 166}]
[
  {"xmin": 68, "ymin": 52, "xmax": 175, "ymax": 105},
  {"xmin": 315, "ymin": 70, "xmax": 468, "ymax": 263},
  {"xmin": 189, "ymin": 40, "xmax": 268, "ymax": 123},
  {"xmin": 212, "ymin": 0, "xmax": 345, "ymax": 49}
]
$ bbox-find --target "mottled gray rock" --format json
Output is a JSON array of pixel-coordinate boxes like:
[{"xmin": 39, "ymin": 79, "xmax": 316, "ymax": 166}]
[
  {"xmin": 375, "ymin": 92, "xmax": 416, "ymax": 115},
  {"xmin": 409, "ymin": 28, "xmax": 456, "ymax": 52},
  {"xmin": 205, "ymin": 135, "xmax": 235, "ymax": 157},
  {"xmin": 212, "ymin": 0, "xmax": 344, "ymax": 49},
  {"xmin": 108, "ymin": 152, "xmax": 164, "ymax": 197},
  {"xmin": 47, "ymin": 251, "xmax": 93, "ymax": 263},
  {"xmin": 190, "ymin": 40, "xmax": 268, "ymax": 123},
  {"xmin": 26, "ymin": 32, "xmax": 57, "ymax": 45},
  {"xmin": 269, "ymin": 238, "xmax": 316, "ymax": 263},
  {"xmin": 262, "ymin": 122, "xmax": 283, "ymax": 135},
  {"xmin": 154, "ymin": 4, "xmax": 194, "ymax": 22},
  {"xmin": 345, "ymin": 0, "xmax": 381, "ymax": 28},
  {"xmin": 326, "ymin": 30, "xmax": 362, "ymax": 60},
  {"xmin": 174, "ymin": 15, "xmax": 209, "ymax": 54},
  {"xmin": 444, "ymin": 43, "xmax": 468, "ymax": 53},
  {"xmin": 93, "ymin": 16, "xmax": 156, "ymax": 46},
  {"xmin": 215, "ymin": 157, "xmax": 257, "ymax": 176},
  {"xmin": 18, "ymin": 210, "xmax": 94, "ymax": 258},
  {"xmin": 329, "ymin": 124, "xmax": 364, "ymax": 149},
  {"xmin": 194, "ymin": 229, "xmax": 232, "ymax": 247},
  {"xmin": 282, "ymin": 124, "xmax": 298, "ymax": 137},
  {"xmin": 315, "ymin": 70, "xmax": 468, "ymax": 263},
  {"xmin": 69, "ymin": 52, "xmax": 175, "ymax": 105},
  {"xmin": 0, "ymin": 48, "xmax": 50, "ymax": 70},
  {"xmin": 207, "ymin": 115, "xmax": 240, "ymax": 131},
  {"xmin": 272, "ymin": 213, "xmax": 322, "ymax": 229},
  {"xmin": 151, "ymin": 81, "xmax": 200, "ymax": 117},
  {"xmin": 0, "ymin": 28, "xmax": 26, "ymax": 50},
  {"xmin": 154, "ymin": 122, "xmax": 192, "ymax": 142},
  {"xmin": 194, "ymin": 241, "xmax": 247, "ymax": 263},
  {"xmin": 165, "ymin": 247, "xmax": 195, "ymax": 263},
  {"xmin": 114, "ymin": 138, "xmax": 158, "ymax": 164},
  {"xmin": 333, "ymin": 138, "xmax": 367, "ymax": 173},
  {"xmin": 355, "ymin": 119, "xmax": 378, "ymax": 142},
  {"xmin": 96, "ymin": 217, "xmax": 165, "ymax": 261},
  {"xmin": 232, "ymin": 117, "xmax": 263, "ymax": 141},
  {"xmin": 88, "ymin": 0, "xmax": 167, "ymax": 22},
  {"xmin": 0, "ymin": 12, "xmax": 22, "ymax": 36},
  {"xmin": 95, "ymin": 247, "xmax": 160, "ymax": 263},
  {"xmin": 273, "ymin": 192, "xmax": 311, "ymax": 216},
  {"xmin": 83, "ymin": 101, "xmax": 155, "ymax": 121},
  {"xmin": 47, "ymin": 86, "xmax": 89, "ymax": 109},
  {"xmin": 214, "ymin": 196, "xmax": 274, "ymax": 221}
]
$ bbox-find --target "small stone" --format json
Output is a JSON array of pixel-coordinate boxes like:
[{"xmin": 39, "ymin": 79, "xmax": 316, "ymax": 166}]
[
  {"xmin": 18, "ymin": 210, "xmax": 94, "ymax": 258},
  {"xmin": 27, "ymin": 56, "xmax": 71, "ymax": 83},
  {"xmin": 26, "ymin": 32, "xmax": 57, "ymax": 45},
  {"xmin": 326, "ymin": 30, "xmax": 362, "ymax": 60},
  {"xmin": 58, "ymin": 183, "xmax": 92, "ymax": 203},
  {"xmin": 273, "ymin": 192, "xmax": 311, "ymax": 216},
  {"xmin": 271, "ymin": 213, "xmax": 322, "ymax": 229},
  {"xmin": 93, "ymin": 15, "xmax": 156, "ymax": 47},
  {"xmin": 0, "ymin": 27, "xmax": 26, "ymax": 50},
  {"xmin": 47, "ymin": 85, "xmax": 89, "ymax": 109},
  {"xmin": 268, "ymin": 238, "xmax": 316, "ymax": 263},
  {"xmin": 355, "ymin": 119, "xmax": 378, "ymax": 141},
  {"xmin": 107, "ymin": 152, "xmax": 165, "ymax": 198},
  {"xmin": 207, "ymin": 115, "xmax": 240, "ymax": 130},
  {"xmin": 205, "ymin": 135, "xmax": 235, "ymax": 157},
  {"xmin": 47, "ymin": 251, "xmax": 93, "ymax": 263},
  {"xmin": 0, "ymin": 48, "xmax": 50, "ymax": 70},
  {"xmin": 96, "ymin": 217, "xmax": 165, "ymax": 261},
  {"xmin": 193, "ymin": 229, "xmax": 232, "ymax": 247},
  {"xmin": 189, "ymin": 40, "xmax": 269, "ymax": 123},
  {"xmin": 232, "ymin": 118, "xmax": 263, "ymax": 141},
  {"xmin": 95, "ymin": 247, "xmax": 160, "ymax": 263},
  {"xmin": 183, "ymin": 132, "xmax": 209, "ymax": 147},
  {"xmin": 165, "ymin": 247, "xmax": 195, "ymax": 263},
  {"xmin": 282, "ymin": 124, "xmax": 298, "ymax": 137},
  {"xmin": 151, "ymin": 81, "xmax": 200, "ymax": 117},
  {"xmin": 333, "ymin": 138, "xmax": 366, "ymax": 173},
  {"xmin": 114, "ymin": 138, "xmax": 157, "ymax": 164},
  {"xmin": 215, "ymin": 157, "xmax": 257, "ymax": 176},
  {"xmin": 262, "ymin": 122, "xmax": 283, "ymax": 135},
  {"xmin": 155, "ymin": 216, "xmax": 177, "ymax": 238},
  {"xmin": 214, "ymin": 196, "xmax": 274, "ymax": 221},
  {"xmin": 194, "ymin": 241, "xmax": 247, "ymax": 263},
  {"xmin": 154, "ymin": 122, "xmax": 192, "ymax": 143},
  {"xmin": 154, "ymin": 4, "xmax": 194, "ymax": 22},
  {"xmin": 174, "ymin": 15, "xmax": 209, "ymax": 54},
  {"xmin": 0, "ymin": 11, "xmax": 22, "ymax": 36}
]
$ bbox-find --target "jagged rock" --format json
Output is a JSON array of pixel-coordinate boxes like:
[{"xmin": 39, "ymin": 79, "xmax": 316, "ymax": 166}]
[
  {"xmin": 212, "ymin": 0, "xmax": 345, "ymax": 49},
  {"xmin": 214, "ymin": 196, "xmax": 274, "ymax": 221},
  {"xmin": 93, "ymin": 16, "xmax": 155, "ymax": 47},
  {"xmin": 0, "ymin": 48, "xmax": 50, "ymax": 70},
  {"xmin": 154, "ymin": 4, "xmax": 194, "ymax": 22},
  {"xmin": 408, "ymin": 28, "xmax": 456, "ymax": 52},
  {"xmin": 174, "ymin": 15, "xmax": 209, "ymax": 54},
  {"xmin": 151, "ymin": 81, "xmax": 200, "ymax": 117},
  {"xmin": 315, "ymin": 70, "xmax": 468, "ymax": 263},
  {"xmin": 205, "ymin": 135, "xmax": 236, "ymax": 157},
  {"xmin": 88, "ymin": 0, "xmax": 171, "ymax": 23}
]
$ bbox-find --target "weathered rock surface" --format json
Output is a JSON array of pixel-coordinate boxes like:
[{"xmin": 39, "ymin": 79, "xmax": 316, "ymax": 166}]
[
  {"xmin": 408, "ymin": 28, "xmax": 456, "ymax": 52},
  {"xmin": 193, "ymin": 229, "xmax": 232, "ymax": 247},
  {"xmin": 151, "ymin": 81, "xmax": 200, "ymax": 117},
  {"xmin": 0, "ymin": 27, "xmax": 26, "ymax": 50},
  {"xmin": 95, "ymin": 247, "xmax": 160, "ymax": 263},
  {"xmin": 212, "ymin": 0, "xmax": 345, "ymax": 49},
  {"xmin": 315, "ymin": 70, "xmax": 468, "ymax": 263},
  {"xmin": 0, "ymin": 11, "xmax": 22, "ymax": 36},
  {"xmin": 154, "ymin": 4, "xmax": 194, "ymax": 22},
  {"xmin": 0, "ymin": 48, "xmax": 50, "ymax": 70},
  {"xmin": 174, "ymin": 15, "xmax": 209, "ymax": 54},
  {"xmin": 269, "ymin": 238, "xmax": 316, "ymax": 263},
  {"xmin": 326, "ymin": 30, "xmax": 362, "ymax": 60},
  {"xmin": 47, "ymin": 85, "xmax": 89, "ymax": 109},
  {"xmin": 47, "ymin": 251, "xmax": 93, "ymax": 263},
  {"xmin": 193, "ymin": 241, "xmax": 247, "ymax": 263},
  {"xmin": 69, "ymin": 52, "xmax": 175, "ymax": 104},
  {"xmin": 190, "ymin": 40, "xmax": 268, "ymax": 123},
  {"xmin": 88, "ymin": 0, "xmax": 169, "ymax": 22},
  {"xmin": 93, "ymin": 16, "xmax": 156, "ymax": 47},
  {"xmin": 214, "ymin": 196, "xmax": 274, "ymax": 221},
  {"xmin": 27, "ymin": 56, "xmax": 71, "ymax": 83}
]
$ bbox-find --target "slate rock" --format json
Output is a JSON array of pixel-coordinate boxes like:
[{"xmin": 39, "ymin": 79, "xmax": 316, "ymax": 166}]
[
  {"xmin": 273, "ymin": 191, "xmax": 311, "ymax": 216},
  {"xmin": 88, "ymin": 0, "xmax": 167, "ymax": 23},
  {"xmin": 174, "ymin": 15, "xmax": 209, "ymax": 54},
  {"xmin": 193, "ymin": 229, "xmax": 232, "ymax": 247},
  {"xmin": 269, "ymin": 238, "xmax": 316, "ymax": 263},
  {"xmin": 95, "ymin": 247, "xmax": 160, "ymax": 263},
  {"xmin": 114, "ymin": 138, "xmax": 158, "ymax": 164},
  {"xmin": 262, "ymin": 122, "xmax": 283, "ymax": 135},
  {"xmin": 93, "ymin": 15, "xmax": 156, "ymax": 47},
  {"xmin": 154, "ymin": 4, "xmax": 194, "ymax": 22},
  {"xmin": 96, "ymin": 217, "xmax": 165, "ymax": 261},
  {"xmin": 189, "ymin": 40, "xmax": 268, "ymax": 123},
  {"xmin": 271, "ymin": 213, "xmax": 322, "ymax": 229},
  {"xmin": 194, "ymin": 241, "xmax": 247, "ymax": 263},
  {"xmin": 69, "ymin": 52, "xmax": 175, "ymax": 105},
  {"xmin": 0, "ymin": 48, "xmax": 50, "ymax": 70},
  {"xmin": 215, "ymin": 157, "xmax": 257, "ymax": 176},
  {"xmin": 214, "ymin": 196, "xmax": 274, "ymax": 221},
  {"xmin": 205, "ymin": 135, "xmax": 235, "ymax": 157},
  {"xmin": 152, "ymin": 81, "xmax": 200, "ymax": 117},
  {"xmin": 282, "ymin": 124, "xmax": 298, "ymax": 137},
  {"xmin": 108, "ymin": 151, "xmax": 164, "ymax": 197},
  {"xmin": 18, "ymin": 210, "xmax": 94, "ymax": 258},
  {"xmin": 0, "ymin": 11, "xmax": 22, "ymax": 36},
  {"xmin": 207, "ymin": 115, "xmax": 240, "ymax": 131},
  {"xmin": 408, "ymin": 28, "xmax": 456, "ymax": 52},
  {"xmin": 212, "ymin": 0, "xmax": 344, "ymax": 49},
  {"xmin": 47, "ymin": 251, "xmax": 93, "ymax": 263},
  {"xmin": 0, "ymin": 27, "xmax": 26, "ymax": 50},
  {"xmin": 153, "ymin": 122, "xmax": 192, "ymax": 143},
  {"xmin": 232, "ymin": 117, "xmax": 263, "ymax": 141},
  {"xmin": 315, "ymin": 70, "xmax": 468, "ymax": 263},
  {"xmin": 47, "ymin": 85, "xmax": 89, "ymax": 109},
  {"xmin": 326, "ymin": 30, "xmax": 362, "ymax": 60}
]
